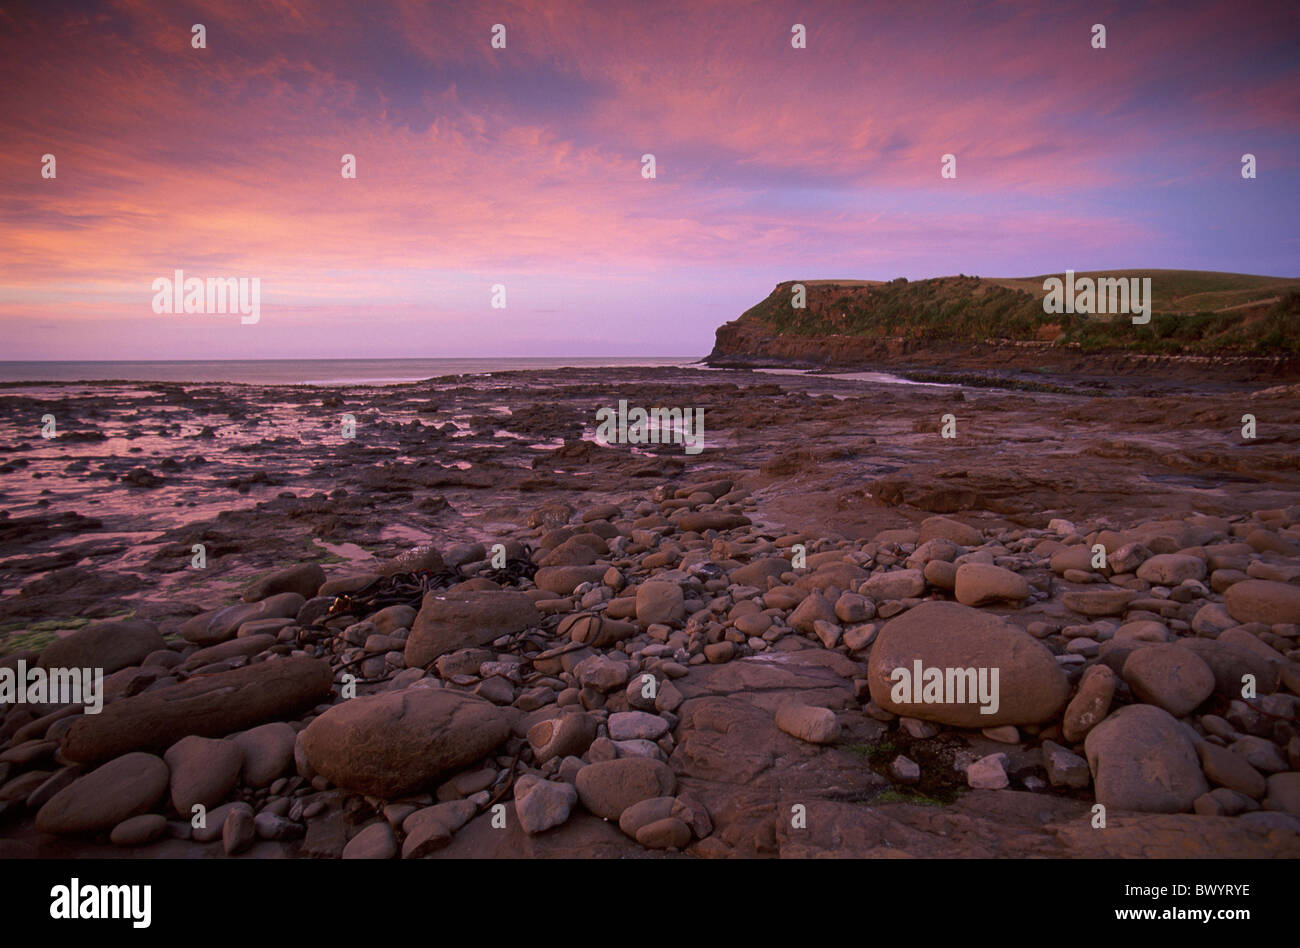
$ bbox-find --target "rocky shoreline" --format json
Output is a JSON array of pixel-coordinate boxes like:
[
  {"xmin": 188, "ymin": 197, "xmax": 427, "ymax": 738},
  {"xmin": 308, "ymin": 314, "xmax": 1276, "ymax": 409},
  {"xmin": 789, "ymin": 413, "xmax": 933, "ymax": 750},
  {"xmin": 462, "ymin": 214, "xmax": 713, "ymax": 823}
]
[{"xmin": 1, "ymin": 366, "xmax": 1298, "ymax": 857}]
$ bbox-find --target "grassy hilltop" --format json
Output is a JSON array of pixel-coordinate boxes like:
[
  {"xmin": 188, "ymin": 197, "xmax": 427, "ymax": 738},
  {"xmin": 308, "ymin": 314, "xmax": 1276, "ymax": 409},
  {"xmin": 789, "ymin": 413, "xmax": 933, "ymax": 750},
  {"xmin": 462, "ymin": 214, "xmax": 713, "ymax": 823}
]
[{"xmin": 725, "ymin": 270, "xmax": 1300, "ymax": 355}]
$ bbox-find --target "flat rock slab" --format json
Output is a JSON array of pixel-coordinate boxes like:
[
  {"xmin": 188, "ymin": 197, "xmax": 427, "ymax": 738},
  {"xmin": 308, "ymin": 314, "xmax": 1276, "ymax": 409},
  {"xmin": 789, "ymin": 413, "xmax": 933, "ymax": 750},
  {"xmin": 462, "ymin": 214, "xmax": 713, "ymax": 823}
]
[
  {"xmin": 431, "ymin": 810, "xmax": 649, "ymax": 858},
  {"xmin": 764, "ymin": 790, "xmax": 1300, "ymax": 859},
  {"xmin": 59, "ymin": 657, "xmax": 333, "ymax": 763},
  {"xmin": 674, "ymin": 648, "xmax": 862, "ymax": 712}
]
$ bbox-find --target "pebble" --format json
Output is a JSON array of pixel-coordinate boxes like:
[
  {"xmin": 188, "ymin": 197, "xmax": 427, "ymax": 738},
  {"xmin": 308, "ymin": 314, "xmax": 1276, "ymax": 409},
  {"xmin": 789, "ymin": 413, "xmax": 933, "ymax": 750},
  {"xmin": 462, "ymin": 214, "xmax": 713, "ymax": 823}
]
[{"xmin": 342, "ymin": 821, "xmax": 397, "ymax": 859}]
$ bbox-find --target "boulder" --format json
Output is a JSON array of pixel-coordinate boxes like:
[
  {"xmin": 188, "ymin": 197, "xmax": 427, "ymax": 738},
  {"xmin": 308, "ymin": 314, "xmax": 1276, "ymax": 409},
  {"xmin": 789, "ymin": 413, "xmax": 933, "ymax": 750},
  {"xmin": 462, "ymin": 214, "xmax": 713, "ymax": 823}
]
[
  {"xmin": 860, "ymin": 568, "xmax": 926, "ymax": 601},
  {"xmin": 729, "ymin": 558, "xmax": 790, "ymax": 587},
  {"xmin": 533, "ymin": 566, "xmax": 607, "ymax": 596},
  {"xmin": 528, "ymin": 712, "xmax": 598, "ymax": 763},
  {"xmin": 242, "ymin": 563, "xmax": 326, "ymax": 602},
  {"xmin": 230, "ymin": 721, "xmax": 296, "ymax": 787},
  {"xmin": 574, "ymin": 758, "xmax": 676, "ymax": 821},
  {"xmin": 1062, "ymin": 589, "xmax": 1135, "ymax": 617},
  {"xmin": 37, "ymin": 620, "xmax": 165, "ymax": 674},
  {"xmin": 676, "ymin": 511, "xmax": 750, "ymax": 533},
  {"xmin": 342, "ymin": 822, "xmax": 397, "ymax": 859},
  {"xmin": 1197, "ymin": 741, "xmax": 1267, "ymax": 799},
  {"xmin": 1135, "ymin": 554, "xmax": 1206, "ymax": 586},
  {"xmin": 301, "ymin": 687, "xmax": 513, "ymax": 797},
  {"xmin": 867, "ymin": 601, "xmax": 1069, "ymax": 726},
  {"xmin": 953, "ymin": 563, "xmax": 1030, "ymax": 606},
  {"xmin": 1062, "ymin": 664, "xmax": 1116, "ymax": 743},
  {"xmin": 35, "ymin": 753, "xmax": 169, "ymax": 835},
  {"xmin": 537, "ymin": 534, "xmax": 608, "ymax": 567},
  {"xmin": 1224, "ymin": 580, "xmax": 1300, "ymax": 626},
  {"xmin": 635, "ymin": 582, "xmax": 685, "ymax": 626},
  {"xmin": 404, "ymin": 591, "xmax": 541, "ymax": 669},
  {"xmin": 1174, "ymin": 638, "xmax": 1279, "ymax": 696},
  {"xmin": 181, "ymin": 593, "xmax": 305, "ymax": 646},
  {"xmin": 789, "ymin": 590, "xmax": 836, "ymax": 633},
  {"xmin": 164, "ymin": 735, "xmax": 243, "ymax": 813},
  {"xmin": 1121, "ymin": 645, "xmax": 1215, "ymax": 717},
  {"xmin": 59, "ymin": 657, "xmax": 333, "ymax": 763},
  {"xmin": 918, "ymin": 516, "xmax": 980, "ymax": 546},
  {"xmin": 1084, "ymin": 704, "xmax": 1207, "ymax": 813}
]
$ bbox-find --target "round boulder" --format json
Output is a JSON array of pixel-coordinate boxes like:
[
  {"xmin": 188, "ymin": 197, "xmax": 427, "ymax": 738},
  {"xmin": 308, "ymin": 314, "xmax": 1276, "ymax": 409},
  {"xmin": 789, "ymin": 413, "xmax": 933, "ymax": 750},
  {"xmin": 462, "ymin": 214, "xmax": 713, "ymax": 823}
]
[
  {"xmin": 574, "ymin": 758, "xmax": 676, "ymax": 821},
  {"xmin": 1121, "ymin": 644, "xmax": 1215, "ymax": 717},
  {"xmin": 867, "ymin": 601, "xmax": 1069, "ymax": 727}
]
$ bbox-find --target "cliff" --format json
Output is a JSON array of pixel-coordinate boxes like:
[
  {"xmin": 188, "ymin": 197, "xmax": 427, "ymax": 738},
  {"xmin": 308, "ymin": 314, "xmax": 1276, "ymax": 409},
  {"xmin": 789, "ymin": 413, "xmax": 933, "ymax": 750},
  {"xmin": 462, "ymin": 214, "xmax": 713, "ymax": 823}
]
[{"xmin": 707, "ymin": 272, "xmax": 1300, "ymax": 380}]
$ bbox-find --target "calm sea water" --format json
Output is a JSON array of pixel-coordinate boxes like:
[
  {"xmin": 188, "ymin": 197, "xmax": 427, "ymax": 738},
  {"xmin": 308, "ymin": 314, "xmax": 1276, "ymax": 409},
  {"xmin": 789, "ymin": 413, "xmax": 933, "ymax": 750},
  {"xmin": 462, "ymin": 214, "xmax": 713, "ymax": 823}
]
[{"xmin": 0, "ymin": 357, "xmax": 702, "ymax": 386}]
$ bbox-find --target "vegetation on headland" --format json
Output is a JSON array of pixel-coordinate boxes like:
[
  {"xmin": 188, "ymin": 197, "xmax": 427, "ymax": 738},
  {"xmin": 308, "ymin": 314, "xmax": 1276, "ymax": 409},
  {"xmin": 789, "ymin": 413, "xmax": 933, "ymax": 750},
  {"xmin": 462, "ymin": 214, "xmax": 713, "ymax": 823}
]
[{"xmin": 731, "ymin": 271, "xmax": 1300, "ymax": 356}]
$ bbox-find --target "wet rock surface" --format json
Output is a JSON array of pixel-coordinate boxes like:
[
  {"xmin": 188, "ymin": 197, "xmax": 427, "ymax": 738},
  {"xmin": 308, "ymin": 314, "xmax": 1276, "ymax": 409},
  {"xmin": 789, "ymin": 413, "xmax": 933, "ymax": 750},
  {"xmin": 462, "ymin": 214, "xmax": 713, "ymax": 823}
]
[{"xmin": 1, "ymin": 366, "xmax": 1298, "ymax": 858}]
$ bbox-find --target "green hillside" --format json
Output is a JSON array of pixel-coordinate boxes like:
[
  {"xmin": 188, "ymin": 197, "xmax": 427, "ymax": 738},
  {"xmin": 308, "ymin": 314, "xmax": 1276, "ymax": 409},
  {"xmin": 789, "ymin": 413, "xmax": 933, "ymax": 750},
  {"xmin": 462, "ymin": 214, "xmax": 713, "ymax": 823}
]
[{"xmin": 740, "ymin": 271, "xmax": 1300, "ymax": 354}]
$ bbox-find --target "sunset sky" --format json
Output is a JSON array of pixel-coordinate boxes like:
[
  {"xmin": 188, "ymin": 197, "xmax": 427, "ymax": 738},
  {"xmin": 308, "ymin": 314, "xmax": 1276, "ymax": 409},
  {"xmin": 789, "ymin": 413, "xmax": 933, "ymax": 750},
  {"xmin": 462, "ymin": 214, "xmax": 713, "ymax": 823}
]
[{"xmin": 1, "ymin": 0, "xmax": 1297, "ymax": 360}]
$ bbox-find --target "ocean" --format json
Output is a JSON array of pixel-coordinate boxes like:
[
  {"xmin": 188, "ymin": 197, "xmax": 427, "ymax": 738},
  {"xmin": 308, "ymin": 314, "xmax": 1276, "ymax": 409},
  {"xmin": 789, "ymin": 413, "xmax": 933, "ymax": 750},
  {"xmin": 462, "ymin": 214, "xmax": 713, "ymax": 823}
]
[{"xmin": 0, "ymin": 357, "xmax": 703, "ymax": 386}]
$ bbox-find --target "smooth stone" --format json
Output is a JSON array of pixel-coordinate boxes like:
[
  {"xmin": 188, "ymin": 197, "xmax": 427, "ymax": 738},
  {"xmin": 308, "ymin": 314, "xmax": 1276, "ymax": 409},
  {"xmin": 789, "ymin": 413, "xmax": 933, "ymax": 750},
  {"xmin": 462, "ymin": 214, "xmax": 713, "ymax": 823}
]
[
  {"xmin": 405, "ymin": 591, "xmax": 541, "ymax": 668},
  {"xmin": 38, "ymin": 619, "xmax": 165, "ymax": 675},
  {"xmin": 59, "ymin": 657, "xmax": 332, "ymax": 764},
  {"xmin": 342, "ymin": 821, "xmax": 397, "ymax": 859},
  {"xmin": 528, "ymin": 712, "xmax": 597, "ymax": 764},
  {"xmin": 860, "ymin": 569, "xmax": 926, "ymax": 601},
  {"xmin": 230, "ymin": 722, "xmax": 296, "ymax": 788},
  {"xmin": 1197, "ymin": 741, "xmax": 1267, "ymax": 799},
  {"xmin": 222, "ymin": 804, "xmax": 255, "ymax": 855},
  {"xmin": 109, "ymin": 813, "xmax": 167, "ymax": 846},
  {"xmin": 35, "ymin": 753, "xmax": 170, "ymax": 835},
  {"xmin": 1121, "ymin": 645, "xmax": 1215, "ymax": 717},
  {"xmin": 954, "ymin": 563, "xmax": 1030, "ymax": 606},
  {"xmin": 774, "ymin": 704, "xmax": 840, "ymax": 745},
  {"xmin": 867, "ymin": 601, "xmax": 1069, "ymax": 726},
  {"xmin": 1135, "ymin": 554, "xmax": 1206, "ymax": 586},
  {"xmin": 574, "ymin": 758, "xmax": 676, "ymax": 821},
  {"xmin": 1224, "ymin": 580, "xmax": 1300, "ymax": 626},
  {"xmin": 401, "ymin": 800, "xmax": 476, "ymax": 858},
  {"xmin": 1084, "ymin": 704, "xmax": 1207, "ymax": 813},
  {"xmin": 301, "ymin": 687, "xmax": 513, "ymax": 797},
  {"xmin": 1062, "ymin": 664, "xmax": 1117, "ymax": 743},
  {"xmin": 608, "ymin": 711, "xmax": 670, "ymax": 742},
  {"xmin": 635, "ymin": 816, "xmax": 691, "ymax": 850},
  {"xmin": 164, "ymin": 735, "xmax": 243, "ymax": 813},
  {"xmin": 636, "ymin": 582, "xmax": 685, "ymax": 626},
  {"xmin": 243, "ymin": 563, "xmax": 326, "ymax": 602},
  {"xmin": 1062, "ymin": 589, "xmax": 1135, "ymax": 617},
  {"xmin": 617, "ymin": 796, "xmax": 677, "ymax": 838}
]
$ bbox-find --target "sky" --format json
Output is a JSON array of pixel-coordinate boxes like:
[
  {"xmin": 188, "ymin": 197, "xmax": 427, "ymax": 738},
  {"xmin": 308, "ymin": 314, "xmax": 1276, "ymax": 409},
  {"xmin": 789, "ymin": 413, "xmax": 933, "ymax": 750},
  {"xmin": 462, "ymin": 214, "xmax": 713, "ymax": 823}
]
[{"xmin": 1, "ymin": 0, "xmax": 1297, "ymax": 360}]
